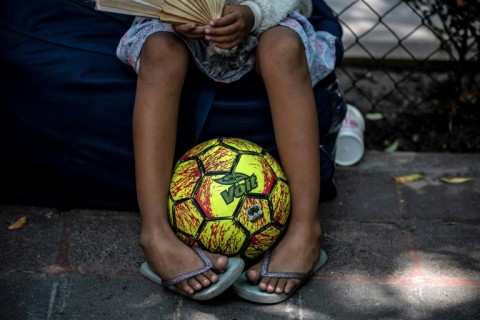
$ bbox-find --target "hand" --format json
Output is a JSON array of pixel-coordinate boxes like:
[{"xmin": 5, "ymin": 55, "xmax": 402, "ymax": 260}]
[
  {"xmin": 204, "ymin": 5, "xmax": 254, "ymax": 49},
  {"xmin": 173, "ymin": 23, "xmax": 206, "ymax": 40}
]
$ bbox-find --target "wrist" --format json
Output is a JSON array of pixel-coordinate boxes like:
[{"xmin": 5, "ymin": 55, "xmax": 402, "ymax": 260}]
[{"xmin": 241, "ymin": 1, "xmax": 262, "ymax": 32}]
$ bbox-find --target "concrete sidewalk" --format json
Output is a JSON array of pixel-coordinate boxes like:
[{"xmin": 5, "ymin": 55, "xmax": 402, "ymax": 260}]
[
  {"xmin": 1, "ymin": 151, "xmax": 479, "ymax": 319},
  {"xmin": 325, "ymin": 0, "xmax": 447, "ymax": 60}
]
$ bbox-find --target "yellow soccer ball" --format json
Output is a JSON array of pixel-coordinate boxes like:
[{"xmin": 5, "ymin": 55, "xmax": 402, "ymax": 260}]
[{"xmin": 168, "ymin": 137, "xmax": 291, "ymax": 260}]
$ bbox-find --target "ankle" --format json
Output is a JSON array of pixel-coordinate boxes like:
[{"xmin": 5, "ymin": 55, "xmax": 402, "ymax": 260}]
[
  {"xmin": 140, "ymin": 224, "xmax": 176, "ymax": 248},
  {"xmin": 287, "ymin": 217, "xmax": 322, "ymax": 236}
]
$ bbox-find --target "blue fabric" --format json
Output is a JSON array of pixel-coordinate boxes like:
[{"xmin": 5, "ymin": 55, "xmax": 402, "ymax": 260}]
[{"xmin": 0, "ymin": 0, "xmax": 345, "ymax": 210}]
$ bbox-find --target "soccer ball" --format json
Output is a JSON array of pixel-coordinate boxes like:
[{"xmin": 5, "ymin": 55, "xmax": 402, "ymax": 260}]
[{"xmin": 168, "ymin": 137, "xmax": 291, "ymax": 260}]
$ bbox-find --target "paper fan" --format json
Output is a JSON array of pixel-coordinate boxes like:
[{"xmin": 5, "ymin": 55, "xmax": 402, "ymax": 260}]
[{"xmin": 95, "ymin": 0, "xmax": 225, "ymax": 25}]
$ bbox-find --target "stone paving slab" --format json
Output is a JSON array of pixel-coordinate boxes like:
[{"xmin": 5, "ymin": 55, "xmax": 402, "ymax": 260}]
[
  {"xmin": 321, "ymin": 221, "xmax": 413, "ymax": 279},
  {"xmin": 1, "ymin": 151, "xmax": 479, "ymax": 319},
  {"xmin": 0, "ymin": 207, "xmax": 63, "ymax": 274},
  {"xmin": 66, "ymin": 210, "xmax": 142, "ymax": 273},
  {"xmin": 321, "ymin": 171, "xmax": 403, "ymax": 223},
  {"xmin": 411, "ymin": 222, "xmax": 480, "ymax": 280},
  {"xmin": 399, "ymin": 181, "xmax": 480, "ymax": 222}
]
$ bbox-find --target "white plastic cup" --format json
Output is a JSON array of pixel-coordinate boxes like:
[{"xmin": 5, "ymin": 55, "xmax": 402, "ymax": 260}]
[{"xmin": 335, "ymin": 104, "xmax": 365, "ymax": 166}]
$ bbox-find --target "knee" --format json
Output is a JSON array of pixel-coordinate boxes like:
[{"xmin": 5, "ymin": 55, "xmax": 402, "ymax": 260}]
[
  {"xmin": 141, "ymin": 32, "xmax": 188, "ymax": 70},
  {"xmin": 257, "ymin": 27, "xmax": 306, "ymax": 74}
]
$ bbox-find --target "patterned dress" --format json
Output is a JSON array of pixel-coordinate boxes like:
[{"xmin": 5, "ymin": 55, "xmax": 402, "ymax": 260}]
[{"xmin": 116, "ymin": 9, "xmax": 338, "ymax": 85}]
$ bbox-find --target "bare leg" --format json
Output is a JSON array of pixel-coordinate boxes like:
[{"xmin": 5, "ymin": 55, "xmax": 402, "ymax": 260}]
[
  {"xmin": 134, "ymin": 32, "xmax": 228, "ymax": 295},
  {"xmin": 246, "ymin": 26, "xmax": 323, "ymax": 294}
]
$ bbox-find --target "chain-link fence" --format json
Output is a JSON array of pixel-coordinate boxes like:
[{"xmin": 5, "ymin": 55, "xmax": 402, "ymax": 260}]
[{"xmin": 326, "ymin": 0, "xmax": 480, "ymax": 152}]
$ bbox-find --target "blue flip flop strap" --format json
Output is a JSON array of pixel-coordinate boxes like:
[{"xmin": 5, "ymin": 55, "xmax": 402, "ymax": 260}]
[
  {"xmin": 260, "ymin": 251, "xmax": 308, "ymax": 280},
  {"xmin": 162, "ymin": 247, "xmax": 214, "ymax": 288}
]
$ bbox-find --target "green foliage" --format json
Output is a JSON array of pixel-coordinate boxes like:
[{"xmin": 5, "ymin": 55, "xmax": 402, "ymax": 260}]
[
  {"xmin": 403, "ymin": 0, "xmax": 479, "ymax": 152},
  {"xmin": 406, "ymin": 0, "xmax": 479, "ymax": 106}
]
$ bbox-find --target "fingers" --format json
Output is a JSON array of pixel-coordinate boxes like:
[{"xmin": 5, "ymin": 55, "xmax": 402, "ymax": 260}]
[
  {"xmin": 173, "ymin": 23, "xmax": 242, "ymax": 48},
  {"xmin": 204, "ymin": 22, "xmax": 246, "ymax": 48},
  {"xmin": 211, "ymin": 4, "xmax": 253, "ymax": 29},
  {"xmin": 209, "ymin": 10, "xmax": 238, "ymax": 28},
  {"xmin": 171, "ymin": 5, "xmax": 253, "ymax": 48},
  {"xmin": 205, "ymin": 5, "xmax": 253, "ymax": 49},
  {"xmin": 173, "ymin": 23, "xmax": 206, "ymax": 40}
]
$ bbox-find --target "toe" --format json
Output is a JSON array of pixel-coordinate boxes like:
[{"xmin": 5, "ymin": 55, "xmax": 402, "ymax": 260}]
[
  {"xmin": 266, "ymin": 277, "xmax": 278, "ymax": 293},
  {"xmin": 202, "ymin": 269, "xmax": 218, "ymax": 284},
  {"xmin": 179, "ymin": 281, "xmax": 196, "ymax": 295},
  {"xmin": 186, "ymin": 277, "xmax": 204, "ymax": 292},
  {"xmin": 245, "ymin": 262, "xmax": 262, "ymax": 283},
  {"xmin": 195, "ymin": 273, "xmax": 212, "ymax": 287},
  {"xmin": 284, "ymin": 279, "xmax": 300, "ymax": 294},
  {"xmin": 258, "ymin": 276, "xmax": 269, "ymax": 291},
  {"xmin": 246, "ymin": 268, "xmax": 259, "ymax": 283},
  {"xmin": 275, "ymin": 278, "xmax": 287, "ymax": 294},
  {"xmin": 206, "ymin": 252, "xmax": 228, "ymax": 270}
]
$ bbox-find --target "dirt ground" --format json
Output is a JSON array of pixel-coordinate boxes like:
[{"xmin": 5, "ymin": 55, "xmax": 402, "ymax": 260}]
[{"xmin": 336, "ymin": 66, "xmax": 480, "ymax": 153}]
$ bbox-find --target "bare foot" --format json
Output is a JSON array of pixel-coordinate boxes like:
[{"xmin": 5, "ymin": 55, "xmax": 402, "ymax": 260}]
[
  {"xmin": 245, "ymin": 219, "xmax": 322, "ymax": 294},
  {"xmin": 140, "ymin": 229, "xmax": 228, "ymax": 295}
]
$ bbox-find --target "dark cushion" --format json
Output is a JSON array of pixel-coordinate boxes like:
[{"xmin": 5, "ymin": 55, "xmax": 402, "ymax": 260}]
[{"xmin": 0, "ymin": 0, "xmax": 344, "ymax": 210}]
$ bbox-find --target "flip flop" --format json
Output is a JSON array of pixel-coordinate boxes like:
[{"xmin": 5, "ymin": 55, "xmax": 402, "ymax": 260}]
[
  {"xmin": 233, "ymin": 249, "xmax": 328, "ymax": 304},
  {"xmin": 140, "ymin": 246, "xmax": 245, "ymax": 301}
]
